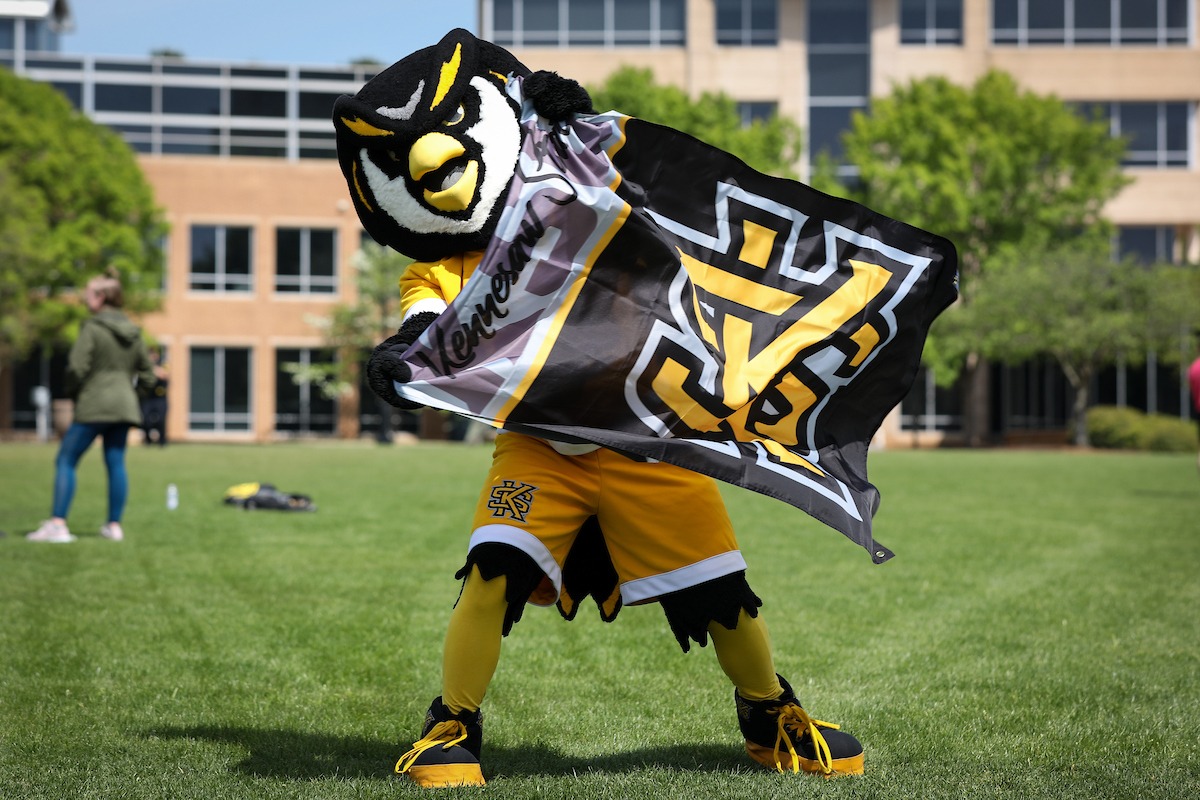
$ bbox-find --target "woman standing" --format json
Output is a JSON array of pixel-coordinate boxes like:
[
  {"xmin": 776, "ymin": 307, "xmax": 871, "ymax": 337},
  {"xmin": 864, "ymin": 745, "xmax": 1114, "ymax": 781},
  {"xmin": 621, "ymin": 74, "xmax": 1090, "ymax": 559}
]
[{"xmin": 26, "ymin": 272, "xmax": 156, "ymax": 543}]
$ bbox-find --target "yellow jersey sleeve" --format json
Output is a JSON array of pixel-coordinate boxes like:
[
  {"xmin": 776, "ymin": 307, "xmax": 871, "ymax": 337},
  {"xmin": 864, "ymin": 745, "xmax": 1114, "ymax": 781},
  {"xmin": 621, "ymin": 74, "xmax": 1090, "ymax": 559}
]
[{"xmin": 399, "ymin": 251, "xmax": 484, "ymax": 321}]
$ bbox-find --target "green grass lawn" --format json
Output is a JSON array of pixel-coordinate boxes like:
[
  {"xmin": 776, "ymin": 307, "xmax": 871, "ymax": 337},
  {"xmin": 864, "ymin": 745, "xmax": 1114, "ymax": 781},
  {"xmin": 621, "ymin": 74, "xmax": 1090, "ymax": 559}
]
[{"xmin": 1, "ymin": 440, "xmax": 1197, "ymax": 799}]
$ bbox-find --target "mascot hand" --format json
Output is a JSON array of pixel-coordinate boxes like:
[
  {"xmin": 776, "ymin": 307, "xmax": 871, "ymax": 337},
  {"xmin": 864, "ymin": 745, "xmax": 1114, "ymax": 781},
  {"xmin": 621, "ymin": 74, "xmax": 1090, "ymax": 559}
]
[
  {"xmin": 367, "ymin": 311, "xmax": 438, "ymax": 409},
  {"xmin": 524, "ymin": 71, "xmax": 592, "ymax": 123}
]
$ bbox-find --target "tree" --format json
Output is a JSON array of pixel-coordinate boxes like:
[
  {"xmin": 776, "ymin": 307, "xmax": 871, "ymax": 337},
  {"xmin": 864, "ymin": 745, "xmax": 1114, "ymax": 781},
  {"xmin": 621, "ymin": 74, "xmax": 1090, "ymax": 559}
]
[
  {"xmin": 836, "ymin": 70, "xmax": 1130, "ymax": 445},
  {"xmin": 961, "ymin": 237, "xmax": 1196, "ymax": 446},
  {"xmin": 0, "ymin": 68, "xmax": 167, "ymax": 378},
  {"xmin": 588, "ymin": 66, "xmax": 802, "ymax": 178}
]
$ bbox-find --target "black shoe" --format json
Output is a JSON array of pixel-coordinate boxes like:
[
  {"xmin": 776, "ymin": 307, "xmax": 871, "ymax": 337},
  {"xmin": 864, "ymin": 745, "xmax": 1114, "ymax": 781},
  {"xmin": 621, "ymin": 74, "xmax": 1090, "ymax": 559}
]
[
  {"xmin": 735, "ymin": 675, "xmax": 864, "ymax": 776},
  {"xmin": 394, "ymin": 697, "xmax": 486, "ymax": 787}
]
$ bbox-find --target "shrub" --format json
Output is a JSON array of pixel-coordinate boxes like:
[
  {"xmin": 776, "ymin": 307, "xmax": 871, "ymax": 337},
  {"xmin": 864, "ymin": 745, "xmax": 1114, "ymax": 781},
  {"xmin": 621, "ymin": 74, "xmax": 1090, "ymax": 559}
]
[{"xmin": 1086, "ymin": 405, "xmax": 1197, "ymax": 452}]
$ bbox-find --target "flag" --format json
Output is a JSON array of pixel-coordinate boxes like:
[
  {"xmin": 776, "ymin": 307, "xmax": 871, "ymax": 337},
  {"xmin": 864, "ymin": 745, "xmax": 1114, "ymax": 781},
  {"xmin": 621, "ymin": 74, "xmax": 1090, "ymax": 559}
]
[{"xmin": 393, "ymin": 91, "xmax": 958, "ymax": 563}]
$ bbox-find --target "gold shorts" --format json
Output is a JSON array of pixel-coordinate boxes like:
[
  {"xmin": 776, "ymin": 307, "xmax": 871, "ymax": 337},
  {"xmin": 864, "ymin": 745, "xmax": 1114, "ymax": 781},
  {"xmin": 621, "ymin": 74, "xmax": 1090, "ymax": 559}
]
[{"xmin": 470, "ymin": 432, "xmax": 746, "ymax": 606}]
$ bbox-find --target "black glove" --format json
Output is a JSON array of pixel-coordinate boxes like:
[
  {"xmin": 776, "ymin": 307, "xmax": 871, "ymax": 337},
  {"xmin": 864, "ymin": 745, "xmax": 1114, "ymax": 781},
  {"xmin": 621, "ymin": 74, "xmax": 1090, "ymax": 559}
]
[
  {"xmin": 367, "ymin": 311, "xmax": 438, "ymax": 409},
  {"xmin": 524, "ymin": 70, "xmax": 593, "ymax": 123}
]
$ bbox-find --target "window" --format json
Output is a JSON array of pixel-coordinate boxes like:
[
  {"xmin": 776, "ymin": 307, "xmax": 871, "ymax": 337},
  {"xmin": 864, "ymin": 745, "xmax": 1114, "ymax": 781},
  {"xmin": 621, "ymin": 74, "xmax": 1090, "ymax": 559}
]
[
  {"xmin": 737, "ymin": 101, "xmax": 777, "ymax": 127},
  {"xmin": 163, "ymin": 86, "xmax": 220, "ymax": 115},
  {"xmin": 808, "ymin": 0, "xmax": 870, "ymax": 175},
  {"xmin": 0, "ymin": 19, "xmax": 14, "ymax": 51},
  {"xmin": 900, "ymin": 367, "xmax": 962, "ymax": 432},
  {"xmin": 900, "ymin": 0, "xmax": 963, "ymax": 45},
  {"xmin": 1118, "ymin": 226, "xmax": 1175, "ymax": 264},
  {"xmin": 189, "ymin": 346, "xmax": 252, "ymax": 432},
  {"xmin": 993, "ymin": 0, "xmax": 1190, "ymax": 46},
  {"xmin": 1085, "ymin": 101, "xmax": 1192, "ymax": 168},
  {"xmin": 299, "ymin": 91, "xmax": 343, "ymax": 119},
  {"xmin": 230, "ymin": 88, "xmax": 286, "ymax": 117},
  {"xmin": 275, "ymin": 348, "xmax": 338, "ymax": 435},
  {"xmin": 95, "ymin": 83, "xmax": 152, "ymax": 113},
  {"xmin": 275, "ymin": 228, "xmax": 337, "ymax": 294},
  {"xmin": 190, "ymin": 225, "xmax": 253, "ymax": 291},
  {"xmin": 716, "ymin": 0, "xmax": 778, "ymax": 46},
  {"xmin": 491, "ymin": 0, "xmax": 686, "ymax": 47}
]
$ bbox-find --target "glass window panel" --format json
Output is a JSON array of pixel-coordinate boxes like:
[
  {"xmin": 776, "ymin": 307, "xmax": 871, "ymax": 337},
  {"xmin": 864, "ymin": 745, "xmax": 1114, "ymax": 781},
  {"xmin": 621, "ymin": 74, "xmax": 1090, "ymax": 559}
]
[
  {"xmin": 808, "ymin": 105, "xmax": 857, "ymax": 162},
  {"xmin": 231, "ymin": 66, "xmax": 286, "ymax": 78},
  {"xmin": 900, "ymin": 0, "xmax": 927, "ymax": 42},
  {"xmin": 935, "ymin": 0, "xmax": 962, "ymax": 32},
  {"xmin": 230, "ymin": 88, "xmax": 286, "ymax": 117},
  {"xmin": 1164, "ymin": 103, "xmax": 1187, "ymax": 152},
  {"xmin": 1118, "ymin": 227, "xmax": 1163, "ymax": 264},
  {"xmin": 224, "ymin": 349, "xmax": 251, "ymax": 415},
  {"xmin": 1028, "ymin": 1, "xmax": 1065, "ymax": 31},
  {"xmin": 992, "ymin": 0, "xmax": 1019, "ymax": 31},
  {"xmin": 95, "ymin": 83, "xmax": 152, "ymax": 113},
  {"xmin": 660, "ymin": 0, "xmax": 686, "ymax": 34},
  {"xmin": 493, "ymin": 0, "xmax": 515, "ymax": 33},
  {"xmin": 0, "ymin": 20, "xmax": 14, "ymax": 50},
  {"xmin": 95, "ymin": 60, "xmax": 152, "ymax": 72},
  {"xmin": 570, "ymin": 0, "xmax": 605, "ymax": 33},
  {"xmin": 162, "ymin": 63, "xmax": 221, "ymax": 76},
  {"xmin": 190, "ymin": 226, "xmax": 217, "ymax": 276},
  {"xmin": 808, "ymin": 0, "xmax": 870, "ymax": 45},
  {"xmin": 716, "ymin": 0, "xmax": 742, "ymax": 43},
  {"xmin": 749, "ymin": 0, "xmax": 778, "ymax": 44},
  {"xmin": 809, "ymin": 53, "xmax": 869, "ymax": 97},
  {"xmin": 276, "ymin": 349, "xmax": 302, "ymax": 417},
  {"xmin": 1119, "ymin": 103, "xmax": 1159, "ymax": 153},
  {"xmin": 163, "ymin": 86, "xmax": 220, "ymax": 115},
  {"xmin": 189, "ymin": 348, "xmax": 216, "ymax": 414},
  {"xmin": 299, "ymin": 91, "xmax": 342, "ymax": 119},
  {"xmin": 615, "ymin": 0, "xmax": 652, "ymax": 34},
  {"xmin": 225, "ymin": 228, "xmax": 252, "ymax": 277},
  {"xmin": 1119, "ymin": 0, "xmax": 1156, "ymax": 29},
  {"xmin": 1074, "ymin": 0, "xmax": 1111, "ymax": 30},
  {"xmin": 310, "ymin": 230, "xmax": 336, "ymax": 278},
  {"xmin": 276, "ymin": 229, "xmax": 301, "ymax": 278},
  {"xmin": 1165, "ymin": 0, "xmax": 1188, "ymax": 29},
  {"xmin": 525, "ymin": 0, "xmax": 560, "ymax": 32}
]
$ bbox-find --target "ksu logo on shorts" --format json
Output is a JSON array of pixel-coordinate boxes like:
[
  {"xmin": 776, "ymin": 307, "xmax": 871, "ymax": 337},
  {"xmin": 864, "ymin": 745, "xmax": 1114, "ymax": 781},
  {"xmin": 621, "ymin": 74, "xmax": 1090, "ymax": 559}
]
[{"xmin": 487, "ymin": 480, "xmax": 538, "ymax": 522}]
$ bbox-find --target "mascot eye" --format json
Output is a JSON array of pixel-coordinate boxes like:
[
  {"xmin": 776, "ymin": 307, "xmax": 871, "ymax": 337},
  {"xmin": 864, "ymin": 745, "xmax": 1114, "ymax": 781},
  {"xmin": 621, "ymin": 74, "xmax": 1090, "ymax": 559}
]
[{"xmin": 443, "ymin": 104, "xmax": 466, "ymax": 126}]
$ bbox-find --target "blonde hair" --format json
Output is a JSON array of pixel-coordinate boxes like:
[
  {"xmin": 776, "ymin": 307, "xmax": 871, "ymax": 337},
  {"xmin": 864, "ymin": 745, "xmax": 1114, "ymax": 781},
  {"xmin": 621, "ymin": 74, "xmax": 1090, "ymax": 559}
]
[{"xmin": 87, "ymin": 269, "xmax": 124, "ymax": 309}]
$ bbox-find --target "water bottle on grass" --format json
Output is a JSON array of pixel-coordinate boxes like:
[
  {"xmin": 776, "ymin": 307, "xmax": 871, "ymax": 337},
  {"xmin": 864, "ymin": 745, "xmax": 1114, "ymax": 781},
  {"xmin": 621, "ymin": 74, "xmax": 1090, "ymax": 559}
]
[{"xmin": 167, "ymin": 483, "xmax": 179, "ymax": 511}]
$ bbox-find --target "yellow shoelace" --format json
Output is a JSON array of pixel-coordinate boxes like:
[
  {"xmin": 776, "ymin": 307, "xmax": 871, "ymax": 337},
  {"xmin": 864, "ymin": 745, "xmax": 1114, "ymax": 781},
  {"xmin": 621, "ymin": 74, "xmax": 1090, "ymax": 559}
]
[
  {"xmin": 773, "ymin": 704, "xmax": 839, "ymax": 775},
  {"xmin": 394, "ymin": 720, "xmax": 469, "ymax": 775}
]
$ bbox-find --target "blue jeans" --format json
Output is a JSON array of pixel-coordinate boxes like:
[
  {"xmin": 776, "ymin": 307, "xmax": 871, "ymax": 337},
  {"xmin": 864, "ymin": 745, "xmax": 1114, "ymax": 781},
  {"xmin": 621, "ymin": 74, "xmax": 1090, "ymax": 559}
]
[{"xmin": 52, "ymin": 422, "xmax": 131, "ymax": 523}]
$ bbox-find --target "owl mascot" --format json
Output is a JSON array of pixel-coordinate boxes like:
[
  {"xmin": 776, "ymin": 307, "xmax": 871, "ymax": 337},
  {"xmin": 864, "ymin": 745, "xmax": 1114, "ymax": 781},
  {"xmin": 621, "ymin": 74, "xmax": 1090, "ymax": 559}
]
[{"xmin": 333, "ymin": 28, "xmax": 864, "ymax": 788}]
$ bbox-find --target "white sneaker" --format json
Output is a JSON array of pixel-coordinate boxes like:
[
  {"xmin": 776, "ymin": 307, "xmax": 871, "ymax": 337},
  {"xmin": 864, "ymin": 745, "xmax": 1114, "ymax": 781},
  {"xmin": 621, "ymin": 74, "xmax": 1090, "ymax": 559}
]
[
  {"xmin": 99, "ymin": 523, "xmax": 124, "ymax": 542},
  {"xmin": 26, "ymin": 520, "xmax": 75, "ymax": 543}
]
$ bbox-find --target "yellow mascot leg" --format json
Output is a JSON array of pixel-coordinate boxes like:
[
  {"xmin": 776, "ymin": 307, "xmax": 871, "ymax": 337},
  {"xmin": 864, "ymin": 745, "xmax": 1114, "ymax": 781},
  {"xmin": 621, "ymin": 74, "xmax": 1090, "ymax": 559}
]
[
  {"xmin": 443, "ymin": 565, "xmax": 507, "ymax": 713},
  {"xmin": 396, "ymin": 566, "xmax": 506, "ymax": 788}
]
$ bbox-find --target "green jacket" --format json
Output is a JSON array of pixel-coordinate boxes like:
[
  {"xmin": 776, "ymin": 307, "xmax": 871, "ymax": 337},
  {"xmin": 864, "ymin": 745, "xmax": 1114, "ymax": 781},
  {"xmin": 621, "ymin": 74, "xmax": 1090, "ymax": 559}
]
[{"xmin": 65, "ymin": 309, "xmax": 156, "ymax": 425}]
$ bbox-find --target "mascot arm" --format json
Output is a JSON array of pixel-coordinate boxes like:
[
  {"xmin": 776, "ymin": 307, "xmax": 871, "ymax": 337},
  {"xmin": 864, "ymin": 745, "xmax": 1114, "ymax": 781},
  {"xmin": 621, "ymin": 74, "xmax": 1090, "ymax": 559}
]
[{"xmin": 367, "ymin": 311, "xmax": 439, "ymax": 409}]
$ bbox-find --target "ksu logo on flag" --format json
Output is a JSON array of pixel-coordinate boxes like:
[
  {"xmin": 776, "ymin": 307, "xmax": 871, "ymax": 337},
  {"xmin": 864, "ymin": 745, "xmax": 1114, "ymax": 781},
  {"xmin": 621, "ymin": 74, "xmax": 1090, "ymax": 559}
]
[{"xmin": 395, "ymin": 101, "xmax": 959, "ymax": 564}]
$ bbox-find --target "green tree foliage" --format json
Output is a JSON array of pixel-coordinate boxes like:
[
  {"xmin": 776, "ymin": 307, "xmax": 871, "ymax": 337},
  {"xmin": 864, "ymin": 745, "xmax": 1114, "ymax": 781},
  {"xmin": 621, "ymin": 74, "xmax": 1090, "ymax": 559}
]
[
  {"xmin": 587, "ymin": 66, "xmax": 802, "ymax": 178},
  {"xmin": 0, "ymin": 67, "xmax": 167, "ymax": 370},
  {"xmin": 958, "ymin": 237, "xmax": 1196, "ymax": 446},
  {"xmin": 837, "ymin": 70, "xmax": 1130, "ymax": 444}
]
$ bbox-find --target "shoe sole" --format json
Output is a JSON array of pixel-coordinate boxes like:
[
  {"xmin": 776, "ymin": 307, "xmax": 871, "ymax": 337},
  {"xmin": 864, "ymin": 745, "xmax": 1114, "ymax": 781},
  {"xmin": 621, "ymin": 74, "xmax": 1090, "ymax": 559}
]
[
  {"xmin": 26, "ymin": 535, "xmax": 76, "ymax": 543},
  {"xmin": 745, "ymin": 742, "xmax": 864, "ymax": 777},
  {"xmin": 403, "ymin": 763, "xmax": 486, "ymax": 788}
]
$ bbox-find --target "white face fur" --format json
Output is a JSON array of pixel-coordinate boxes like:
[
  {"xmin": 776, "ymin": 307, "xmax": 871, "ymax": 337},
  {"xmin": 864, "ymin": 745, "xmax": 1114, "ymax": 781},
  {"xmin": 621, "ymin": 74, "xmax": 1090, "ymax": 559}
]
[{"xmin": 357, "ymin": 76, "xmax": 522, "ymax": 237}]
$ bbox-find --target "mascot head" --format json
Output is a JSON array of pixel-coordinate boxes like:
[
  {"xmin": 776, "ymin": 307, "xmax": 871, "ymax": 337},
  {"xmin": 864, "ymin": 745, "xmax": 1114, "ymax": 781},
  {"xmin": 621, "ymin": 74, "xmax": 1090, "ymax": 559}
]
[{"xmin": 333, "ymin": 29, "xmax": 530, "ymax": 261}]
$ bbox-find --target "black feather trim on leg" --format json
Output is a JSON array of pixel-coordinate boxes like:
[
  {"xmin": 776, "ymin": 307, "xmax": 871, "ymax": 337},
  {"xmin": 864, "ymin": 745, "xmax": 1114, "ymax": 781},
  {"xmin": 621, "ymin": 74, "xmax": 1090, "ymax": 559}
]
[{"xmin": 658, "ymin": 572, "xmax": 763, "ymax": 653}]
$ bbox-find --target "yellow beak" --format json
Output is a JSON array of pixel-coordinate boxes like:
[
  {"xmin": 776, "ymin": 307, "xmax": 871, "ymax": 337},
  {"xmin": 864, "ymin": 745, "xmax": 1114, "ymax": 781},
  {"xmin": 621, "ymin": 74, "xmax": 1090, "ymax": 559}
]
[{"xmin": 409, "ymin": 132, "xmax": 479, "ymax": 213}]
